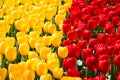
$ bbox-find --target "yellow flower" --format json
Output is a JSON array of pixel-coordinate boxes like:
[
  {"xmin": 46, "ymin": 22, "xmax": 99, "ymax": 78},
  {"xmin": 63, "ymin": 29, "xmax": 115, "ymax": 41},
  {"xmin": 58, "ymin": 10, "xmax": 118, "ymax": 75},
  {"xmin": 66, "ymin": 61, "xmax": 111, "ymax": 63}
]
[
  {"xmin": 27, "ymin": 58, "xmax": 39, "ymax": 71},
  {"xmin": 52, "ymin": 36, "xmax": 61, "ymax": 47},
  {"xmin": 16, "ymin": 31, "xmax": 26, "ymax": 39},
  {"xmin": 48, "ymin": 24, "xmax": 56, "ymax": 34},
  {"xmin": 53, "ymin": 68, "xmax": 63, "ymax": 79},
  {"xmin": 55, "ymin": 15, "xmax": 64, "ymax": 26},
  {"xmin": 61, "ymin": 77, "xmax": 82, "ymax": 80},
  {"xmin": 23, "ymin": 70, "xmax": 35, "ymax": 80},
  {"xmin": 58, "ymin": 46, "xmax": 68, "ymax": 58},
  {"xmin": 47, "ymin": 59, "xmax": 60, "ymax": 72},
  {"xmin": 46, "ymin": 12, "xmax": 54, "ymax": 20},
  {"xmin": 17, "ymin": 34, "xmax": 29, "ymax": 45},
  {"xmin": 9, "ymin": 71, "xmax": 23, "ymax": 80},
  {"xmin": 43, "ymin": 36, "xmax": 52, "ymax": 46},
  {"xmin": 0, "ymin": 67, "xmax": 7, "ymax": 80},
  {"xmin": 19, "ymin": 43, "xmax": 30, "ymax": 56},
  {"xmin": 40, "ymin": 73, "xmax": 52, "ymax": 80},
  {"xmin": 5, "ymin": 47, "xmax": 17, "ymax": 61},
  {"xmin": 43, "ymin": 21, "xmax": 52, "ymax": 33},
  {"xmin": 0, "ymin": 41, "xmax": 8, "ymax": 54},
  {"xmin": 29, "ymin": 31, "xmax": 40, "ymax": 39},
  {"xmin": 32, "ymin": 25, "xmax": 42, "ymax": 34},
  {"xmin": 47, "ymin": 53, "xmax": 58, "ymax": 61},
  {"xmin": 28, "ymin": 51, "xmax": 38, "ymax": 59},
  {"xmin": 36, "ymin": 62, "xmax": 48, "ymax": 76},
  {"xmin": 35, "ymin": 43, "xmax": 45, "ymax": 54},
  {"xmin": 5, "ymin": 37, "xmax": 15, "ymax": 47},
  {"xmin": 40, "ymin": 47, "xmax": 51, "ymax": 60},
  {"xmin": 29, "ymin": 37, "xmax": 37, "ymax": 48}
]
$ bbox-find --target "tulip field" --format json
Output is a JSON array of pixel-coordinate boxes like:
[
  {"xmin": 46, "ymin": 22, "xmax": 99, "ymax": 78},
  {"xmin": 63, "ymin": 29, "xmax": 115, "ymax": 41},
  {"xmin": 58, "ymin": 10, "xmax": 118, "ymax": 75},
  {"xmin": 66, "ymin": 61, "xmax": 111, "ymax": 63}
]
[{"xmin": 0, "ymin": 0, "xmax": 120, "ymax": 80}]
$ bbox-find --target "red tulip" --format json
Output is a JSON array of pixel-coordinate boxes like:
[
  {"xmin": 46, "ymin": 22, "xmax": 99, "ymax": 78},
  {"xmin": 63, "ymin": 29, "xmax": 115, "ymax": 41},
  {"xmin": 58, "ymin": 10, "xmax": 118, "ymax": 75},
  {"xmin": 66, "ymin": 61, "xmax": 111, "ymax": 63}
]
[
  {"xmin": 62, "ymin": 40, "xmax": 73, "ymax": 46},
  {"xmin": 86, "ymin": 56, "xmax": 98, "ymax": 71},
  {"xmin": 97, "ymin": 33, "xmax": 107, "ymax": 44},
  {"xmin": 66, "ymin": 68, "xmax": 80, "ymax": 77},
  {"xmin": 62, "ymin": 24, "xmax": 72, "ymax": 34},
  {"xmin": 98, "ymin": 55, "xmax": 110, "ymax": 74},
  {"xmin": 105, "ymin": 22, "xmax": 114, "ymax": 34},
  {"xmin": 77, "ymin": 40, "xmax": 88, "ymax": 49},
  {"xmin": 114, "ymin": 55, "xmax": 120, "ymax": 68},
  {"xmin": 67, "ymin": 31, "xmax": 79, "ymax": 41},
  {"xmin": 84, "ymin": 78, "xmax": 96, "ymax": 80},
  {"xmin": 87, "ymin": 19, "xmax": 97, "ymax": 29},
  {"xmin": 95, "ymin": 75, "xmax": 106, "ymax": 80},
  {"xmin": 89, "ymin": 38, "xmax": 98, "ymax": 48},
  {"xmin": 83, "ymin": 30, "xmax": 92, "ymax": 40},
  {"xmin": 117, "ymin": 72, "xmax": 120, "ymax": 80},
  {"xmin": 62, "ymin": 57, "xmax": 76, "ymax": 70},
  {"xmin": 82, "ymin": 48, "xmax": 93, "ymax": 61}
]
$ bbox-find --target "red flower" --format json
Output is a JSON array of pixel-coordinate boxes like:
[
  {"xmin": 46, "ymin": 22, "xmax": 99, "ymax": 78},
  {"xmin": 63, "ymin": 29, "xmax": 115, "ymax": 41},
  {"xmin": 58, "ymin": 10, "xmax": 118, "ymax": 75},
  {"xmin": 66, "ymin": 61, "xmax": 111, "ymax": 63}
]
[
  {"xmin": 86, "ymin": 56, "xmax": 98, "ymax": 71},
  {"xmin": 95, "ymin": 75, "xmax": 106, "ymax": 80},
  {"xmin": 95, "ymin": 44, "xmax": 107, "ymax": 57},
  {"xmin": 114, "ymin": 55, "xmax": 120, "ymax": 68},
  {"xmin": 67, "ymin": 30, "xmax": 79, "ymax": 41},
  {"xmin": 84, "ymin": 78, "xmax": 96, "ymax": 80},
  {"xmin": 66, "ymin": 68, "xmax": 80, "ymax": 77},
  {"xmin": 87, "ymin": 19, "xmax": 97, "ymax": 29},
  {"xmin": 117, "ymin": 72, "xmax": 120, "ymax": 80},
  {"xmin": 82, "ymin": 48, "xmax": 93, "ymax": 61},
  {"xmin": 62, "ymin": 40, "xmax": 73, "ymax": 46},
  {"xmin": 89, "ymin": 38, "xmax": 98, "ymax": 48},
  {"xmin": 97, "ymin": 33, "xmax": 107, "ymax": 44},
  {"xmin": 107, "ymin": 46, "xmax": 114, "ymax": 56},
  {"xmin": 77, "ymin": 40, "xmax": 88, "ymax": 49},
  {"xmin": 62, "ymin": 57, "xmax": 76, "ymax": 70},
  {"xmin": 68, "ymin": 44, "xmax": 81, "ymax": 57},
  {"xmin": 62, "ymin": 24, "xmax": 72, "ymax": 34},
  {"xmin": 105, "ymin": 22, "xmax": 114, "ymax": 34},
  {"xmin": 98, "ymin": 55, "xmax": 110, "ymax": 74},
  {"xmin": 83, "ymin": 30, "xmax": 92, "ymax": 40}
]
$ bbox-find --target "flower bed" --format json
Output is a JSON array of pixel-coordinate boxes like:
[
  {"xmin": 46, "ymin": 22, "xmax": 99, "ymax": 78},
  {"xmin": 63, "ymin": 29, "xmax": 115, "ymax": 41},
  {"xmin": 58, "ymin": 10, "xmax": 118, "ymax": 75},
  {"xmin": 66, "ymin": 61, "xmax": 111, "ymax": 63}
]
[{"xmin": 0, "ymin": 0, "xmax": 120, "ymax": 80}]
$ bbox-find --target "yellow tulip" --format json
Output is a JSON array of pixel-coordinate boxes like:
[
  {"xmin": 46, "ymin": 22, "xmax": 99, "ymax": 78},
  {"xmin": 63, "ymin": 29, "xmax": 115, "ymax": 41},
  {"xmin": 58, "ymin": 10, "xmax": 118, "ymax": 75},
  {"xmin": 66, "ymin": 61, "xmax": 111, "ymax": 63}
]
[
  {"xmin": 47, "ymin": 53, "xmax": 58, "ymax": 61},
  {"xmin": 5, "ymin": 37, "xmax": 15, "ymax": 47},
  {"xmin": 0, "ymin": 67, "xmax": 7, "ymax": 80},
  {"xmin": 43, "ymin": 36, "xmax": 52, "ymax": 46},
  {"xmin": 29, "ymin": 31, "xmax": 40, "ymax": 39},
  {"xmin": 8, "ymin": 64, "xmax": 17, "ymax": 73},
  {"xmin": 15, "ymin": 19, "xmax": 24, "ymax": 31},
  {"xmin": 16, "ymin": 31, "xmax": 26, "ymax": 39},
  {"xmin": 23, "ymin": 70, "xmax": 35, "ymax": 80},
  {"xmin": 27, "ymin": 58, "xmax": 39, "ymax": 71},
  {"xmin": 9, "ymin": 71, "xmax": 23, "ymax": 80},
  {"xmin": 35, "ymin": 43, "xmax": 45, "ymax": 54},
  {"xmin": 28, "ymin": 51, "xmax": 38, "ymax": 59},
  {"xmin": 40, "ymin": 47, "xmax": 51, "ymax": 60},
  {"xmin": 19, "ymin": 43, "xmax": 30, "ymax": 56},
  {"xmin": 5, "ymin": 47, "xmax": 17, "ymax": 61},
  {"xmin": 0, "ymin": 41, "xmax": 8, "ymax": 54},
  {"xmin": 58, "ymin": 46, "xmax": 68, "ymax": 58},
  {"xmin": 32, "ymin": 25, "xmax": 42, "ymax": 34},
  {"xmin": 43, "ymin": 21, "xmax": 52, "ymax": 33},
  {"xmin": 46, "ymin": 12, "xmax": 54, "ymax": 20},
  {"xmin": 47, "ymin": 59, "xmax": 60, "ymax": 72},
  {"xmin": 40, "ymin": 73, "xmax": 52, "ymax": 80},
  {"xmin": 52, "ymin": 31, "xmax": 63, "ymax": 40},
  {"xmin": 52, "ymin": 36, "xmax": 61, "ymax": 47},
  {"xmin": 48, "ymin": 24, "xmax": 56, "ymax": 34},
  {"xmin": 36, "ymin": 62, "xmax": 48, "ymax": 76},
  {"xmin": 29, "ymin": 37, "xmax": 36, "ymax": 48},
  {"xmin": 53, "ymin": 68, "xmax": 63, "ymax": 79},
  {"xmin": 17, "ymin": 34, "xmax": 29, "ymax": 45},
  {"xmin": 62, "ymin": 77, "xmax": 82, "ymax": 80}
]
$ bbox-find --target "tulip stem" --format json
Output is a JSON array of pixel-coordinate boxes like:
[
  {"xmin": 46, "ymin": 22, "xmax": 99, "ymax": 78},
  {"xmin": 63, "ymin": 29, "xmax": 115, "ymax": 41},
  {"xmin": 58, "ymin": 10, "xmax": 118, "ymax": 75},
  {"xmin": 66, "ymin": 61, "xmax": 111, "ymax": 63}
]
[{"xmin": 86, "ymin": 67, "xmax": 88, "ymax": 77}]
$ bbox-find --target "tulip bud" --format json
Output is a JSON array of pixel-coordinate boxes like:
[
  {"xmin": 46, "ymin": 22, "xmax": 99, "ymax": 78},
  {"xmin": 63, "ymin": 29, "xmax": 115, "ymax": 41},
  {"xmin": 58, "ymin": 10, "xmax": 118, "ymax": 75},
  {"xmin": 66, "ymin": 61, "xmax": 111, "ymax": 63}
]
[
  {"xmin": 23, "ymin": 70, "xmax": 35, "ymax": 80},
  {"xmin": 0, "ymin": 67, "xmax": 7, "ymax": 80},
  {"xmin": 19, "ymin": 43, "xmax": 30, "ymax": 56},
  {"xmin": 62, "ymin": 57, "xmax": 76, "ymax": 70},
  {"xmin": 53, "ymin": 68, "xmax": 63, "ymax": 79},
  {"xmin": 58, "ymin": 46, "xmax": 68, "ymax": 58},
  {"xmin": 43, "ymin": 36, "xmax": 52, "ymax": 46},
  {"xmin": 95, "ymin": 75, "xmax": 106, "ymax": 80},
  {"xmin": 40, "ymin": 73, "xmax": 52, "ymax": 80},
  {"xmin": 66, "ymin": 68, "xmax": 80, "ymax": 77},
  {"xmin": 28, "ymin": 51, "xmax": 38, "ymax": 59},
  {"xmin": 36, "ymin": 62, "xmax": 48, "ymax": 76},
  {"xmin": 114, "ymin": 55, "xmax": 120, "ymax": 68},
  {"xmin": 9, "ymin": 71, "xmax": 23, "ymax": 80},
  {"xmin": 5, "ymin": 47, "xmax": 17, "ymax": 61}
]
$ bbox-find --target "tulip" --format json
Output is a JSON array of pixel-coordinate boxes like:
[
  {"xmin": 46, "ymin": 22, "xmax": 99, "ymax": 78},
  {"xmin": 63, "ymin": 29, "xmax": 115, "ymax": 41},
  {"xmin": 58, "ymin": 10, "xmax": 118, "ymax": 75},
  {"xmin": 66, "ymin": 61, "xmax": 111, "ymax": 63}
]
[
  {"xmin": 114, "ymin": 55, "xmax": 120, "ymax": 68},
  {"xmin": 19, "ymin": 43, "xmax": 30, "ymax": 56},
  {"xmin": 58, "ymin": 46, "xmax": 68, "ymax": 58},
  {"xmin": 61, "ymin": 76, "xmax": 82, "ymax": 80},
  {"xmin": 62, "ymin": 57, "xmax": 76, "ymax": 70},
  {"xmin": 23, "ymin": 70, "xmax": 35, "ymax": 80},
  {"xmin": 117, "ymin": 72, "xmax": 120, "ymax": 80},
  {"xmin": 67, "ymin": 30, "xmax": 78, "ymax": 41},
  {"xmin": 40, "ymin": 47, "xmax": 51, "ymax": 60},
  {"xmin": 28, "ymin": 51, "xmax": 38, "ymax": 59},
  {"xmin": 52, "ymin": 36, "xmax": 61, "ymax": 47},
  {"xmin": 9, "ymin": 71, "xmax": 23, "ymax": 80},
  {"xmin": 5, "ymin": 47, "xmax": 17, "ymax": 61},
  {"xmin": 35, "ymin": 43, "xmax": 45, "ymax": 54},
  {"xmin": 95, "ymin": 75, "xmax": 106, "ymax": 80},
  {"xmin": 89, "ymin": 38, "xmax": 98, "ymax": 48},
  {"xmin": 40, "ymin": 73, "xmax": 52, "ymax": 80},
  {"xmin": 53, "ymin": 68, "xmax": 63, "ymax": 79},
  {"xmin": 36, "ymin": 62, "xmax": 48, "ymax": 76},
  {"xmin": 86, "ymin": 56, "xmax": 98, "ymax": 71},
  {"xmin": 77, "ymin": 40, "xmax": 87, "ymax": 49},
  {"xmin": 66, "ymin": 68, "xmax": 80, "ymax": 77},
  {"xmin": 62, "ymin": 40, "xmax": 73, "ymax": 46},
  {"xmin": 0, "ymin": 67, "xmax": 7, "ymax": 80}
]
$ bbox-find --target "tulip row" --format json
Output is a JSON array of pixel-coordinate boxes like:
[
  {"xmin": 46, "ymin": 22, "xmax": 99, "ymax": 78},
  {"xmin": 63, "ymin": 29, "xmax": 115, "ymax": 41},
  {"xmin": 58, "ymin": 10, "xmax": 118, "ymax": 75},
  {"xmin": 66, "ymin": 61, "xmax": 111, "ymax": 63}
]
[
  {"xmin": 62, "ymin": 0, "xmax": 120, "ymax": 80},
  {"xmin": 0, "ymin": 0, "xmax": 82, "ymax": 80}
]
